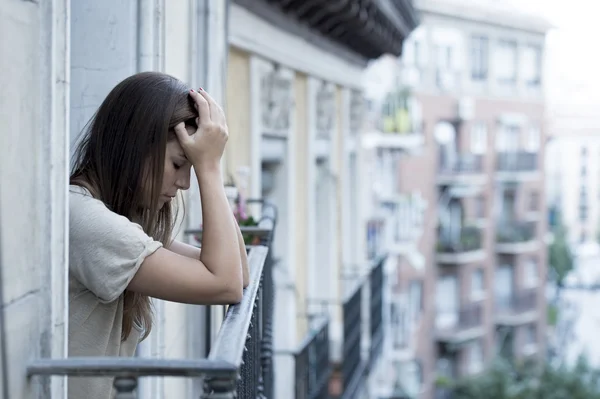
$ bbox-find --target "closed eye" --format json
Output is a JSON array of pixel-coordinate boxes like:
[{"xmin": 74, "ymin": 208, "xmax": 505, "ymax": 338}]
[{"xmin": 173, "ymin": 162, "xmax": 182, "ymax": 170}]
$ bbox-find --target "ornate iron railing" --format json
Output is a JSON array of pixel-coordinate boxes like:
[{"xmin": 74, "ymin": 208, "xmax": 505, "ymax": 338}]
[
  {"xmin": 437, "ymin": 225, "xmax": 483, "ymax": 253},
  {"xmin": 341, "ymin": 283, "xmax": 366, "ymax": 399},
  {"xmin": 496, "ymin": 221, "xmax": 536, "ymax": 244},
  {"xmin": 496, "ymin": 288, "xmax": 537, "ymax": 314},
  {"xmin": 294, "ymin": 317, "xmax": 331, "ymax": 399},
  {"xmin": 496, "ymin": 152, "xmax": 537, "ymax": 172},
  {"xmin": 28, "ymin": 199, "xmax": 277, "ymax": 399},
  {"xmin": 27, "ymin": 246, "xmax": 269, "ymax": 398},
  {"xmin": 438, "ymin": 153, "xmax": 483, "ymax": 175},
  {"xmin": 368, "ymin": 257, "xmax": 385, "ymax": 370}
]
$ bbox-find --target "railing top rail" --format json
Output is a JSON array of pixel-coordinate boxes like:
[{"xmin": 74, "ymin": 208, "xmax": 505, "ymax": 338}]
[
  {"xmin": 185, "ymin": 226, "xmax": 273, "ymax": 238},
  {"xmin": 296, "ymin": 316, "xmax": 329, "ymax": 353},
  {"xmin": 208, "ymin": 245, "xmax": 268, "ymax": 365},
  {"xmin": 27, "ymin": 357, "xmax": 236, "ymax": 378},
  {"xmin": 342, "ymin": 277, "xmax": 365, "ymax": 304}
]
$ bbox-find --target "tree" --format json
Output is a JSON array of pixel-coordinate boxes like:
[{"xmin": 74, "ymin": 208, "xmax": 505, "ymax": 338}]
[
  {"xmin": 549, "ymin": 224, "xmax": 574, "ymax": 289},
  {"xmin": 446, "ymin": 356, "xmax": 600, "ymax": 399}
]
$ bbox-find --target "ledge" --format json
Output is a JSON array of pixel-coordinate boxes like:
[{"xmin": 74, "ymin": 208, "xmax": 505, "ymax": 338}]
[
  {"xmin": 495, "ymin": 240, "xmax": 539, "ymax": 254},
  {"xmin": 437, "ymin": 249, "xmax": 486, "ymax": 264}
]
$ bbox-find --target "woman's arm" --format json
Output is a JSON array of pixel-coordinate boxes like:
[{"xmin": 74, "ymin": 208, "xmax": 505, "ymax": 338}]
[
  {"xmin": 170, "ymin": 226, "xmax": 248, "ymax": 289},
  {"xmin": 127, "ymin": 89, "xmax": 244, "ymax": 304},
  {"xmin": 233, "ymin": 216, "xmax": 250, "ymax": 288},
  {"xmin": 169, "ymin": 240, "xmax": 201, "ymax": 260}
]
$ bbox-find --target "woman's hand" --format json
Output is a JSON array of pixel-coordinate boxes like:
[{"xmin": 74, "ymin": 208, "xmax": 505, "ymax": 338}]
[{"xmin": 174, "ymin": 89, "xmax": 228, "ymax": 170}]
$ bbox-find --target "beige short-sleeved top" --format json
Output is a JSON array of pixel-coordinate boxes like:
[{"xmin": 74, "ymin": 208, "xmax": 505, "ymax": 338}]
[{"xmin": 68, "ymin": 185, "xmax": 162, "ymax": 399}]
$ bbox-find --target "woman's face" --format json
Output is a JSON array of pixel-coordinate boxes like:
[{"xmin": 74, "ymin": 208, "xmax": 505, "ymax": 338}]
[{"xmin": 159, "ymin": 125, "xmax": 194, "ymax": 207}]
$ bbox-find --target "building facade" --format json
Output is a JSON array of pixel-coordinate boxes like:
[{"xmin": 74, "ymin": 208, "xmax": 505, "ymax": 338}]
[
  {"xmin": 381, "ymin": 0, "xmax": 552, "ymax": 397},
  {"xmin": 546, "ymin": 133, "xmax": 600, "ymax": 252},
  {"xmin": 0, "ymin": 0, "xmax": 418, "ymax": 398}
]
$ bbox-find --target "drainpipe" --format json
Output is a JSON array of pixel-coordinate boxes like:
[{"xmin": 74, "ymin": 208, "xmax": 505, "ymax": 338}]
[{"xmin": 137, "ymin": 0, "xmax": 164, "ymax": 72}]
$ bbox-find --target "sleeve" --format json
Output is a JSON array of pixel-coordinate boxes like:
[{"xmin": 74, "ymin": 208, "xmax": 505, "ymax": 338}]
[{"xmin": 69, "ymin": 190, "xmax": 163, "ymax": 303}]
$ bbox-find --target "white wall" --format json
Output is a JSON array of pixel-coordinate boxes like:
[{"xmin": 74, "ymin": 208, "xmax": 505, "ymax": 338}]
[
  {"xmin": 546, "ymin": 136, "xmax": 600, "ymax": 247},
  {"xmin": 0, "ymin": 0, "xmax": 69, "ymax": 398}
]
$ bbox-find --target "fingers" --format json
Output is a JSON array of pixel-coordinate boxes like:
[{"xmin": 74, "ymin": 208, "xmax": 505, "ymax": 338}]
[
  {"xmin": 173, "ymin": 122, "xmax": 190, "ymax": 145},
  {"xmin": 197, "ymin": 89, "xmax": 226, "ymax": 125},
  {"xmin": 189, "ymin": 89, "xmax": 211, "ymax": 125}
]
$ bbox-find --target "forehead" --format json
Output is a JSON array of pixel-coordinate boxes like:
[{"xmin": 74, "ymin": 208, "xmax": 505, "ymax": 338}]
[{"xmin": 166, "ymin": 139, "xmax": 184, "ymax": 157}]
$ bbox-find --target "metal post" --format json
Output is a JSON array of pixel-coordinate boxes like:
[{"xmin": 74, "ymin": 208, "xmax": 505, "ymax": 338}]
[{"xmin": 114, "ymin": 377, "xmax": 138, "ymax": 399}]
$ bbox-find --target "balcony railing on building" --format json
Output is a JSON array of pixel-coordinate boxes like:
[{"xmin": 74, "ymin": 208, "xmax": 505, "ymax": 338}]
[
  {"xmin": 496, "ymin": 152, "xmax": 539, "ymax": 180},
  {"xmin": 27, "ymin": 200, "xmax": 277, "ymax": 399},
  {"xmin": 496, "ymin": 221, "xmax": 538, "ymax": 253},
  {"xmin": 294, "ymin": 317, "xmax": 331, "ymax": 399},
  {"xmin": 495, "ymin": 288, "xmax": 538, "ymax": 326},
  {"xmin": 363, "ymin": 90, "xmax": 424, "ymax": 151},
  {"xmin": 437, "ymin": 154, "xmax": 485, "ymax": 185},
  {"xmin": 437, "ymin": 226, "xmax": 485, "ymax": 263},
  {"xmin": 330, "ymin": 256, "xmax": 386, "ymax": 399},
  {"xmin": 436, "ymin": 303, "xmax": 485, "ymax": 345}
]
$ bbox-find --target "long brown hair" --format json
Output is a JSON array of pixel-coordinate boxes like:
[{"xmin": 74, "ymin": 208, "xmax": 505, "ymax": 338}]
[{"xmin": 70, "ymin": 72, "xmax": 197, "ymax": 341}]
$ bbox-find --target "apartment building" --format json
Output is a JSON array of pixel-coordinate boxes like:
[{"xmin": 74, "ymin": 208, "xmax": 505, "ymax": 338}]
[
  {"xmin": 546, "ymin": 102, "xmax": 600, "ymax": 250},
  {"xmin": 547, "ymin": 136, "xmax": 600, "ymax": 250},
  {"xmin": 0, "ymin": 0, "xmax": 418, "ymax": 398},
  {"xmin": 382, "ymin": 0, "xmax": 552, "ymax": 397}
]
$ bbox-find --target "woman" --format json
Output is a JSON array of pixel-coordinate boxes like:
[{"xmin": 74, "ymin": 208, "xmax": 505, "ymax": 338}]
[{"xmin": 68, "ymin": 72, "xmax": 249, "ymax": 398}]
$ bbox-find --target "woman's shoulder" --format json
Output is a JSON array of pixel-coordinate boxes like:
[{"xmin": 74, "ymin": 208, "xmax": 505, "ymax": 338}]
[{"xmin": 69, "ymin": 184, "xmax": 144, "ymax": 239}]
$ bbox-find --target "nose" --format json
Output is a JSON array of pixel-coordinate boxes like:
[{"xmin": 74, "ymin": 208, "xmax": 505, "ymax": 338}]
[{"xmin": 175, "ymin": 167, "xmax": 191, "ymax": 190}]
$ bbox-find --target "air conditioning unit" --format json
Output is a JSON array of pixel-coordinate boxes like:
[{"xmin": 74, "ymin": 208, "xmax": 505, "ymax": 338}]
[{"xmin": 458, "ymin": 97, "xmax": 475, "ymax": 121}]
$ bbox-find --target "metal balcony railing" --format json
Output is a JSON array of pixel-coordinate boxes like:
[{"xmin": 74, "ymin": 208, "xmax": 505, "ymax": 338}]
[
  {"xmin": 436, "ymin": 302, "xmax": 483, "ymax": 337},
  {"xmin": 496, "ymin": 289, "xmax": 537, "ymax": 314},
  {"xmin": 28, "ymin": 200, "xmax": 277, "ymax": 399},
  {"xmin": 369, "ymin": 257, "xmax": 385, "ymax": 370},
  {"xmin": 294, "ymin": 317, "xmax": 331, "ymax": 399},
  {"xmin": 496, "ymin": 221, "xmax": 536, "ymax": 244},
  {"xmin": 341, "ymin": 282, "xmax": 366, "ymax": 399},
  {"xmin": 437, "ymin": 226, "xmax": 483, "ymax": 253},
  {"xmin": 496, "ymin": 152, "xmax": 537, "ymax": 173},
  {"xmin": 438, "ymin": 154, "xmax": 483, "ymax": 176}
]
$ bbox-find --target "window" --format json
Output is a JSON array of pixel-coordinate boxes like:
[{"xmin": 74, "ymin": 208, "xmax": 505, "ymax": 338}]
[
  {"xmin": 523, "ymin": 258, "xmax": 538, "ymax": 287},
  {"xmin": 436, "ymin": 44, "xmax": 453, "ymax": 69},
  {"xmin": 409, "ymin": 280, "xmax": 423, "ymax": 323},
  {"xmin": 436, "ymin": 275, "xmax": 458, "ymax": 330},
  {"xmin": 524, "ymin": 323, "xmax": 537, "ymax": 346},
  {"xmin": 496, "ymin": 124, "xmax": 520, "ymax": 152},
  {"xmin": 522, "ymin": 45, "xmax": 542, "ymax": 87},
  {"xmin": 495, "ymin": 265, "xmax": 514, "ymax": 310},
  {"xmin": 529, "ymin": 191, "xmax": 539, "ymax": 212},
  {"xmin": 470, "ymin": 122, "xmax": 488, "ymax": 154},
  {"xmin": 471, "ymin": 268, "xmax": 485, "ymax": 299},
  {"xmin": 466, "ymin": 340, "xmax": 484, "ymax": 374},
  {"xmin": 525, "ymin": 125, "xmax": 540, "ymax": 152},
  {"xmin": 471, "ymin": 35, "xmax": 489, "ymax": 81},
  {"xmin": 475, "ymin": 196, "xmax": 486, "ymax": 218},
  {"xmin": 495, "ymin": 40, "xmax": 517, "ymax": 85}
]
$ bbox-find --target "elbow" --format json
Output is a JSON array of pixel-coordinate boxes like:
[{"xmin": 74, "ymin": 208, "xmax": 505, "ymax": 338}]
[{"xmin": 225, "ymin": 286, "xmax": 243, "ymax": 304}]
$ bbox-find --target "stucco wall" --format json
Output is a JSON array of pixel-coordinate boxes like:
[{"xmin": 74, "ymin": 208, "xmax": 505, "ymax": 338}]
[{"xmin": 0, "ymin": 1, "xmax": 69, "ymax": 398}]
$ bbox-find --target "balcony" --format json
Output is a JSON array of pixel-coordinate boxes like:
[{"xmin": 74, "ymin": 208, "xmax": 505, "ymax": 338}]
[
  {"xmin": 496, "ymin": 152, "xmax": 539, "ymax": 181},
  {"xmin": 28, "ymin": 204, "xmax": 277, "ymax": 398},
  {"xmin": 437, "ymin": 154, "xmax": 486, "ymax": 186},
  {"xmin": 294, "ymin": 317, "xmax": 332, "ymax": 399},
  {"xmin": 495, "ymin": 289, "xmax": 538, "ymax": 326},
  {"xmin": 437, "ymin": 226, "xmax": 486, "ymax": 264},
  {"xmin": 340, "ymin": 280, "xmax": 367, "ymax": 398},
  {"xmin": 435, "ymin": 303, "xmax": 485, "ymax": 345},
  {"xmin": 369, "ymin": 258, "xmax": 384, "ymax": 369},
  {"xmin": 496, "ymin": 221, "xmax": 538, "ymax": 253}
]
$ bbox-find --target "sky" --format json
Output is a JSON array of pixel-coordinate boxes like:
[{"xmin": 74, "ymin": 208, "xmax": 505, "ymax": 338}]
[{"xmin": 514, "ymin": 0, "xmax": 600, "ymax": 106}]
